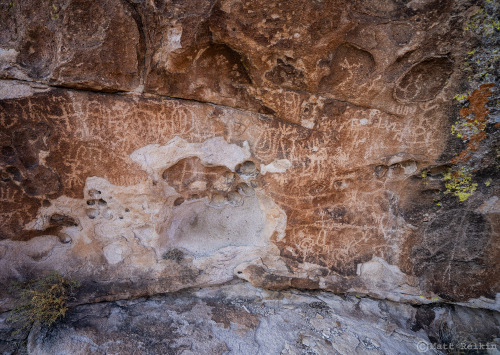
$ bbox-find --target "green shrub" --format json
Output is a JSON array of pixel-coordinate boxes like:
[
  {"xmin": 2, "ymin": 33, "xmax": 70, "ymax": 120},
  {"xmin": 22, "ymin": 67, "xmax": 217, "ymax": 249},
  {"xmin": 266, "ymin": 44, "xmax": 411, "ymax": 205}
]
[{"xmin": 7, "ymin": 271, "xmax": 80, "ymax": 335}]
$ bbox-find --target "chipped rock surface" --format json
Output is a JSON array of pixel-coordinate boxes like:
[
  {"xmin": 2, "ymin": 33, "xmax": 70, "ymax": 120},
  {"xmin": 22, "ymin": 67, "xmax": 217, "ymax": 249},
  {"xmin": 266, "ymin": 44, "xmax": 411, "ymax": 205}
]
[
  {"xmin": 1, "ymin": 283, "xmax": 499, "ymax": 355},
  {"xmin": 0, "ymin": 0, "xmax": 499, "ymax": 340}
]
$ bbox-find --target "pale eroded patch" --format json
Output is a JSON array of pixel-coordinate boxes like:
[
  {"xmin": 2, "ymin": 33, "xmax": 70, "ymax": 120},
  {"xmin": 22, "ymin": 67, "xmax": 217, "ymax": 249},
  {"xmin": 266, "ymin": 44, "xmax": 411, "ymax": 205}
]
[
  {"xmin": 0, "ymin": 80, "xmax": 49, "ymax": 99},
  {"xmin": 130, "ymin": 136, "xmax": 251, "ymax": 179},
  {"xmin": 260, "ymin": 159, "xmax": 293, "ymax": 175},
  {"xmin": 10, "ymin": 136, "xmax": 287, "ymax": 293}
]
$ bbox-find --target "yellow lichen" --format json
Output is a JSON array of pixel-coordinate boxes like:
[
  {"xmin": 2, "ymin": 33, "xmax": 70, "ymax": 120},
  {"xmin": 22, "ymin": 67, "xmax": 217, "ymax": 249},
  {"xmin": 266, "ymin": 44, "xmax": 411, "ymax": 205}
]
[{"xmin": 444, "ymin": 168, "xmax": 478, "ymax": 202}]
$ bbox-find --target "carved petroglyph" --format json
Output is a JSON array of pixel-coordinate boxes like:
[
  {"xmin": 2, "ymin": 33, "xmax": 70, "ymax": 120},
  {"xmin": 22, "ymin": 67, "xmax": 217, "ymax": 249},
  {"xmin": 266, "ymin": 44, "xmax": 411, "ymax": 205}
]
[
  {"xmin": 391, "ymin": 104, "xmax": 417, "ymax": 116},
  {"xmin": 0, "ymin": 0, "xmax": 496, "ymax": 308},
  {"xmin": 318, "ymin": 44, "xmax": 376, "ymax": 98},
  {"xmin": 394, "ymin": 57, "xmax": 454, "ymax": 103},
  {"xmin": 409, "ymin": 210, "xmax": 494, "ymax": 300},
  {"xmin": 0, "ymin": 113, "xmax": 289, "ymax": 292},
  {"xmin": 0, "ymin": 76, "xmax": 485, "ymax": 301},
  {"xmin": 1, "ymin": 90, "xmax": 440, "ymax": 263}
]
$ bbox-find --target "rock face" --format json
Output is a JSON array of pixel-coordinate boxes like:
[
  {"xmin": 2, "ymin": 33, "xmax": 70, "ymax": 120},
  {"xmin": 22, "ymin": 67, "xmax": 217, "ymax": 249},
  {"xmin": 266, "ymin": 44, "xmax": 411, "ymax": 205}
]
[
  {"xmin": 2, "ymin": 283, "xmax": 499, "ymax": 355},
  {"xmin": 0, "ymin": 0, "xmax": 499, "ymax": 318}
]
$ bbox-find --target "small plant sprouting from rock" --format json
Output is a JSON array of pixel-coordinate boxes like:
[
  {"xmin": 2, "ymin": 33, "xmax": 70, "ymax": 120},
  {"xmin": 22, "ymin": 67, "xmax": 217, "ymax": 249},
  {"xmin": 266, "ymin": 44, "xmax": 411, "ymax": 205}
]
[{"xmin": 7, "ymin": 271, "xmax": 80, "ymax": 335}]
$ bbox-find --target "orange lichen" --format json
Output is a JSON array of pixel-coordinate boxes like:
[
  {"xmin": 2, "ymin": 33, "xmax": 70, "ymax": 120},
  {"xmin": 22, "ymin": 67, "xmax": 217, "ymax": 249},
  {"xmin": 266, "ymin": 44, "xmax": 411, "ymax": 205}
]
[{"xmin": 451, "ymin": 83, "xmax": 494, "ymax": 164}]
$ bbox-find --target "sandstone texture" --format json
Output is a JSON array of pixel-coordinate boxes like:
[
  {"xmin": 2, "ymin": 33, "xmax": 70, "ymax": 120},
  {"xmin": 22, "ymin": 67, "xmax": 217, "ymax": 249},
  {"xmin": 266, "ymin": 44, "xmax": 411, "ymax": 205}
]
[
  {"xmin": 0, "ymin": 0, "xmax": 499, "ymax": 341},
  {"xmin": 2, "ymin": 283, "xmax": 499, "ymax": 355}
]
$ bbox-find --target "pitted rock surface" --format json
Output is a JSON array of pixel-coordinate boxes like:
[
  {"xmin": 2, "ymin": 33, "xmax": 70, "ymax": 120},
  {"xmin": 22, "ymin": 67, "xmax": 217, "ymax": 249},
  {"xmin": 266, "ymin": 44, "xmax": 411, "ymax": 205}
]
[{"xmin": 0, "ymin": 0, "xmax": 499, "ymax": 315}]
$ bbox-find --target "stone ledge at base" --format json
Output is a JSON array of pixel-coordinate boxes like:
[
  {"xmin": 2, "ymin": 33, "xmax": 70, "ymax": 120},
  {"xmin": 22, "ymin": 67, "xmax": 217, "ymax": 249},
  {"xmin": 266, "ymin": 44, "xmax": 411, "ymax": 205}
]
[{"xmin": 1, "ymin": 283, "xmax": 498, "ymax": 355}]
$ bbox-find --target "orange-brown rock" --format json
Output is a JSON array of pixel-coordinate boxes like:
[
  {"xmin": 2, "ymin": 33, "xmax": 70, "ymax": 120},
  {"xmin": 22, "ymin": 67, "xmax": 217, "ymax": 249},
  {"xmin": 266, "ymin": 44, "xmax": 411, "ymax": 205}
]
[{"xmin": 0, "ymin": 0, "xmax": 498, "ymax": 312}]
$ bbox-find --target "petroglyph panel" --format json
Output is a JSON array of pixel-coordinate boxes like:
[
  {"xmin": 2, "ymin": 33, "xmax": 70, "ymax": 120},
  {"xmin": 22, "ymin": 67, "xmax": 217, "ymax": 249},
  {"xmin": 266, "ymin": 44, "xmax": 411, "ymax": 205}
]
[
  {"xmin": 394, "ymin": 57, "xmax": 454, "ymax": 103},
  {"xmin": 0, "ymin": 0, "xmax": 498, "ymax": 307},
  {"xmin": 0, "ymin": 88, "xmax": 439, "ymax": 258},
  {"xmin": 318, "ymin": 44, "xmax": 376, "ymax": 98},
  {"xmin": 0, "ymin": 0, "xmax": 497, "ymax": 312},
  {"xmin": 404, "ymin": 209, "xmax": 498, "ymax": 301},
  {"xmin": 1, "ymin": 0, "xmax": 140, "ymax": 91},
  {"xmin": 9, "ymin": 89, "xmax": 441, "ymax": 271}
]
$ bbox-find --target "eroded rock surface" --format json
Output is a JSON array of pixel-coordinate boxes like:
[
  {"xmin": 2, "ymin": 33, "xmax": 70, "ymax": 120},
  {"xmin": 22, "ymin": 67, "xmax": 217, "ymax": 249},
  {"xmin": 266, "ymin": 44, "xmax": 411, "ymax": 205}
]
[
  {"xmin": 0, "ymin": 0, "xmax": 499, "ymax": 317},
  {"xmin": 2, "ymin": 284, "xmax": 499, "ymax": 355}
]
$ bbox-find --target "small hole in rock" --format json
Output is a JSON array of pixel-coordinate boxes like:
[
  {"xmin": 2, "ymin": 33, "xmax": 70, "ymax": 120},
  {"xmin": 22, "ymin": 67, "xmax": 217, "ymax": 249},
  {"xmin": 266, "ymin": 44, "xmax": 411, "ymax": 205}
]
[
  {"xmin": 6, "ymin": 166, "xmax": 18, "ymax": 174},
  {"xmin": 227, "ymin": 191, "xmax": 242, "ymax": 205},
  {"xmin": 58, "ymin": 234, "xmax": 72, "ymax": 244},
  {"xmin": 88, "ymin": 189, "xmax": 101, "ymax": 198},
  {"xmin": 50, "ymin": 214, "xmax": 78, "ymax": 226},
  {"xmin": 174, "ymin": 197, "xmax": 184, "ymax": 206},
  {"xmin": 210, "ymin": 193, "xmax": 226, "ymax": 207},
  {"xmin": 87, "ymin": 200, "xmax": 95, "ymax": 206},
  {"xmin": 237, "ymin": 160, "xmax": 257, "ymax": 175},
  {"xmin": 1, "ymin": 146, "xmax": 15, "ymax": 156},
  {"xmin": 1, "ymin": 172, "xmax": 10, "ymax": 182},
  {"xmin": 125, "ymin": 208, "xmax": 130, "ymax": 212},
  {"xmin": 237, "ymin": 182, "xmax": 254, "ymax": 196},
  {"xmin": 6, "ymin": 166, "xmax": 21, "ymax": 181},
  {"xmin": 97, "ymin": 199, "xmax": 107, "ymax": 206},
  {"xmin": 86, "ymin": 208, "xmax": 99, "ymax": 219}
]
